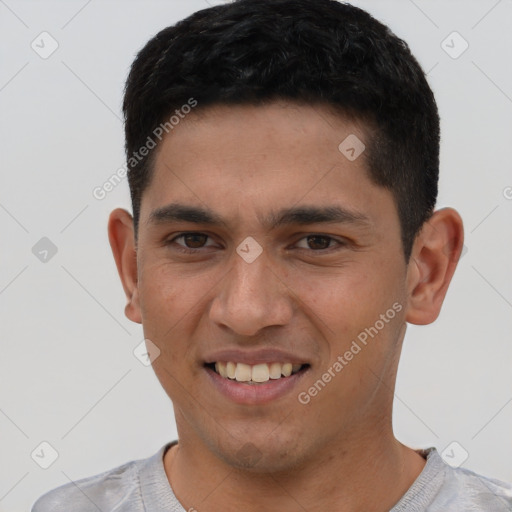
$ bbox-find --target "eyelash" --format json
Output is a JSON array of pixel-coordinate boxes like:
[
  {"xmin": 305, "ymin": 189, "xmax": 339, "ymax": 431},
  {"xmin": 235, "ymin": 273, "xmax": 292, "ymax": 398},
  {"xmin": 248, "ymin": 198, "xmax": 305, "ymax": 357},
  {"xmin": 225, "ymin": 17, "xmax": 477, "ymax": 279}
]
[{"xmin": 166, "ymin": 232, "xmax": 346, "ymax": 255}]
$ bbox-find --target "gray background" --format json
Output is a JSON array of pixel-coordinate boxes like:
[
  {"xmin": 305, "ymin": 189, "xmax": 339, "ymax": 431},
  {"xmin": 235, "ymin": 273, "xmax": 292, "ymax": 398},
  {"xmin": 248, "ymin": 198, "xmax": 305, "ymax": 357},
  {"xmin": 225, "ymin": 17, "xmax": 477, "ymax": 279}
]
[{"xmin": 1, "ymin": 0, "xmax": 511, "ymax": 510}]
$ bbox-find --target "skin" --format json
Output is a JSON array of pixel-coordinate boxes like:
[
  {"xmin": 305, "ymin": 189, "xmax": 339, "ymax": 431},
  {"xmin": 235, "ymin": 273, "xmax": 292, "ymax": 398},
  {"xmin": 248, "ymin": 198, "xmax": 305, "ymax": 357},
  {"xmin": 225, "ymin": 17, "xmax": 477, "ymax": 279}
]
[{"xmin": 108, "ymin": 101, "xmax": 464, "ymax": 511}]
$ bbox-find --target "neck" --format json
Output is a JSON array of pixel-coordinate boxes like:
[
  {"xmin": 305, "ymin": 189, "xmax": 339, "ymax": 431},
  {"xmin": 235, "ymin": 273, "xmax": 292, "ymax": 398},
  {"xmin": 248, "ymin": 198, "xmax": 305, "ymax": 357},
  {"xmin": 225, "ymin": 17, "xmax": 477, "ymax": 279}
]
[{"xmin": 164, "ymin": 426, "xmax": 426, "ymax": 511}]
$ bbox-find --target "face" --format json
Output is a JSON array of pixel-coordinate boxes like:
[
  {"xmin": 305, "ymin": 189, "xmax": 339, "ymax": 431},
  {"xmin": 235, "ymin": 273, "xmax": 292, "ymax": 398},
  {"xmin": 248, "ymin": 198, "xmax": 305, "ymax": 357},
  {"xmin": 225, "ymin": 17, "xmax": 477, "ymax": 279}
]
[{"xmin": 130, "ymin": 102, "xmax": 411, "ymax": 472}]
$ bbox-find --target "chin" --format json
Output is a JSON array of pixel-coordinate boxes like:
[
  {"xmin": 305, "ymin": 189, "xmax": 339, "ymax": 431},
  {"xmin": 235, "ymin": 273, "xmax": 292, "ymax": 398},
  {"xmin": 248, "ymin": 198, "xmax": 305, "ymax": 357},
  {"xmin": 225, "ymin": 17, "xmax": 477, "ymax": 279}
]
[{"xmin": 213, "ymin": 430, "xmax": 308, "ymax": 474}]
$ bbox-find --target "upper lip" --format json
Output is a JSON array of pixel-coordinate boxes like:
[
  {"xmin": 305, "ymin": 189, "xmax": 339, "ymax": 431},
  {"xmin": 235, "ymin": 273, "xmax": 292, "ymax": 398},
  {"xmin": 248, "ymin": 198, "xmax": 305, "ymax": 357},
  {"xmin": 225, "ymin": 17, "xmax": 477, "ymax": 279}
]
[{"xmin": 203, "ymin": 348, "xmax": 310, "ymax": 366}]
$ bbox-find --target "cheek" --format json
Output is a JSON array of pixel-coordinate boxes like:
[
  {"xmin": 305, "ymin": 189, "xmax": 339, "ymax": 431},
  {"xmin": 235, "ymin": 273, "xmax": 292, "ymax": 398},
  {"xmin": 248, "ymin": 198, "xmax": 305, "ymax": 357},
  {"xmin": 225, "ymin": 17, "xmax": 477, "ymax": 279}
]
[
  {"xmin": 287, "ymin": 265, "xmax": 375, "ymax": 329},
  {"xmin": 287, "ymin": 260, "xmax": 403, "ymax": 357},
  {"xmin": 137, "ymin": 264, "xmax": 195, "ymax": 360},
  {"xmin": 137, "ymin": 262, "xmax": 222, "ymax": 367},
  {"xmin": 139, "ymin": 266, "xmax": 176, "ymax": 323},
  {"xmin": 138, "ymin": 261, "xmax": 206, "ymax": 318}
]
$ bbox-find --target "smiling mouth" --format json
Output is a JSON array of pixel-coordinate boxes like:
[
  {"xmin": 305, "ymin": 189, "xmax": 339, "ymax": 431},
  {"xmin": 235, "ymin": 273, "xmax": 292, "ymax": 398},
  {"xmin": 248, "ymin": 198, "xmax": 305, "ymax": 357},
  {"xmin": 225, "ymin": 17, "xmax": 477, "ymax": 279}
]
[{"xmin": 205, "ymin": 361, "xmax": 310, "ymax": 384}]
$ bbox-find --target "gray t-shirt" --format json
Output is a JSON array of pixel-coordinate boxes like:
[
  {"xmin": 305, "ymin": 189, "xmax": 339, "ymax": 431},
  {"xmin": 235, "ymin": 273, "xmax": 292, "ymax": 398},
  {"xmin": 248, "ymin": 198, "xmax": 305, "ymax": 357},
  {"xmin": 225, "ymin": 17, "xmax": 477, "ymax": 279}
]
[{"xmin": 31, "ymin": 441, "xmax": 512, "ymax": 511}]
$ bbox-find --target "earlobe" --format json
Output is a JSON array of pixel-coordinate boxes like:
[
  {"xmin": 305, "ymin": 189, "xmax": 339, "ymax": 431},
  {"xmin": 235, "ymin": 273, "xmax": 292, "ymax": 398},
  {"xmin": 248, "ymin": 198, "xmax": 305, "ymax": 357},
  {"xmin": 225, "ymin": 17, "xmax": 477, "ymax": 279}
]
[
  {"xmin": 107, "ymin": 208, "xmax": 142, "ymax": 324},
  {"xmin": 405, "ymin": 208, "xmax": 464, "ymax": 325}
]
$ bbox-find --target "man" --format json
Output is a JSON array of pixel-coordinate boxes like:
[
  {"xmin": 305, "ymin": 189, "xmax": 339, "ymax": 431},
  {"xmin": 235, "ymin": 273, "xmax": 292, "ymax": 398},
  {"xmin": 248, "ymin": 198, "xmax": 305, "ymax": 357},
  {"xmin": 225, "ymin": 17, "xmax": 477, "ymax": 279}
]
[{"xmin": 32, "ymin": 0, "xmax": 512, "ymax": 510}]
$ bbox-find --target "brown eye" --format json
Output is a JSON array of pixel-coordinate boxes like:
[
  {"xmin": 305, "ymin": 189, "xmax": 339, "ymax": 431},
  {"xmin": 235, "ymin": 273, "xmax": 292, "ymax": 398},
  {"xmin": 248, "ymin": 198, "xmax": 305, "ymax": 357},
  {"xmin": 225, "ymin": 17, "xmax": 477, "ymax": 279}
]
[
  {"xmin": 293, "ymin": 234, "xmax": 346, "ymax": 254},
  {"xmin": 181, "ymin": 233, "xmax": 209, "ymax": 248},
  {"xmin": 305, "ymin": 235, "xmax": 333, "ymax": 250}
]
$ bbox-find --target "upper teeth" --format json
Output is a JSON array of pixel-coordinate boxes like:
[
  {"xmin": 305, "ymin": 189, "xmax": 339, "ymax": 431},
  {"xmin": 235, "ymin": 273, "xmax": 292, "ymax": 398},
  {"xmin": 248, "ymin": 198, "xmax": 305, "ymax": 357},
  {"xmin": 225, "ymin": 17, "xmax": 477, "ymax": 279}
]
[{"xmin": 214, "ymin": 362, "xmax": 303, "ymax": 383}]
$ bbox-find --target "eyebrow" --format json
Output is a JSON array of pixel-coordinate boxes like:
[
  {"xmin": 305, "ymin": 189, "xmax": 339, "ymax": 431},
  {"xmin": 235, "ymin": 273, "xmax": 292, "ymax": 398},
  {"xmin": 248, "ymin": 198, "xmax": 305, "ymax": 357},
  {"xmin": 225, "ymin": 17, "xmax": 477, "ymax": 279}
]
[
  {"xmin": 267, "ymin": 205, "xmax": 370, "ymax": 229},
  {"xmin": 148, "ymin": 203, "xmax": 371, "ymax": 230},
  {"xmin": 148, "ymin": 203, "xmax": 228, "ymax": 227}
]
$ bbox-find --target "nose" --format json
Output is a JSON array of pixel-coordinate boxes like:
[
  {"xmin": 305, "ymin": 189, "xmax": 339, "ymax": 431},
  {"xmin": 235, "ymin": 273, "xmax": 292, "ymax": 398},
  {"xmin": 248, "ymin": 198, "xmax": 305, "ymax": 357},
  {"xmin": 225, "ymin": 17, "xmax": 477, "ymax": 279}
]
[{"xmin": 209, "ymin": 250, "xmax": 294, "ymax": 337}]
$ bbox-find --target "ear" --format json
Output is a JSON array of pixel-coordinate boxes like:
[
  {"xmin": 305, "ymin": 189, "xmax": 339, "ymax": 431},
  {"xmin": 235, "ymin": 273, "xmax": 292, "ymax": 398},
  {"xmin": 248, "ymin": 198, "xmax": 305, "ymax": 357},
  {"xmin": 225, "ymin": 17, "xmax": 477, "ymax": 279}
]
[
  {"xmin": 107, "ymin": 208, "xmax": 142, "ymax": 324},
  {"xmin": 405, "ymin": 207, "xmax": 464, "ymax": 325}
]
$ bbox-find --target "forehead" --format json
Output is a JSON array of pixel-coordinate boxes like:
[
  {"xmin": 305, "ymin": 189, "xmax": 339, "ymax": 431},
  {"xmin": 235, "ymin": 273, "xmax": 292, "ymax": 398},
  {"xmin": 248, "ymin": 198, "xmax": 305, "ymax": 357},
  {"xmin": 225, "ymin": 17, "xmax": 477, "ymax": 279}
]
[
  {"xmin": 139, "ymin": 101, "xmax": 396, "ymax": 233},
  {"xmin": 155, "ymin": 101, "xmax": 369, "ymax": 167}
]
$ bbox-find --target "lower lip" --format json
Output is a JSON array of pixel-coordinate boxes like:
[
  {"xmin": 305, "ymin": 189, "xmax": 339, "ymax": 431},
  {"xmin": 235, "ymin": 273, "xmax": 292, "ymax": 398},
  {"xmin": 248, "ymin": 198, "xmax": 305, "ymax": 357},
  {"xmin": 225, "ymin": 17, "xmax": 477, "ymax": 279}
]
[{"xmin": 204, "ymin": 366, "xmax": 309, "ymax": 405}]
